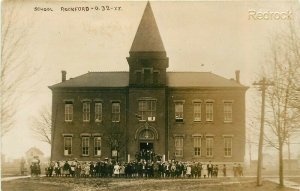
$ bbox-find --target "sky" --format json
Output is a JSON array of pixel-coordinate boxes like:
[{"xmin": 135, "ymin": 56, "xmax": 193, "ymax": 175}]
[{"xmin": 1, "ymin": 0, "xmax": 300, "ymax": 161}]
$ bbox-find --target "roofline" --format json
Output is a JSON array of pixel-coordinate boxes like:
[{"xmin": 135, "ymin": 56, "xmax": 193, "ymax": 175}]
[
  {"xmin": 168, "ymin": 86, "xmax": 249, "ymax": 90},
  {"xmin": 49, "ymin": 86, "xmax": 248, "ymax": 91}
]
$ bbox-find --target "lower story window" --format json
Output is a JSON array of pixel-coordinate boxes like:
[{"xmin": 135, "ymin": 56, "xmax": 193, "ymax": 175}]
[
  {"xmin": 224, "ymin": 137, "xmax": 232, "ymax": 157},
  {"xmin": 206, "ymin": 137, "xmax": 214, "ymax": 157},
  {"xmin": 193, "ymin": 137, "xmax": 201, "ymax": 157},
  {"xmin": 64, "ymin": 137, "xmax": 72, "ymax": 156},
  {"xmin": 175, "ymin": 137, "xmax": 183, "ymax": 157},
  {"xmin": 82, "ymin": 137, "xmax": 90, "ymax": 156},
  {"xmin": 94, "ymin": 137, "xmax": 101, "ymax": 156}
]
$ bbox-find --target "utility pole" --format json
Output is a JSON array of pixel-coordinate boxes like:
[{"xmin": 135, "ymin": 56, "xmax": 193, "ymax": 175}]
[{"xmin": 253, "ymin": 77, "xmax": 274, "ymax": 186}]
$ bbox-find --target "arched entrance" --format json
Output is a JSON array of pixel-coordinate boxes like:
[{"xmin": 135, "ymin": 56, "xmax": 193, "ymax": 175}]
[
  {"xmin": 134, "ymin": 122, "xmax": 159, "ymax": 161},
  {"xmin": 139, "ymin": 129, "xmax": 155, "ymax": 152}
]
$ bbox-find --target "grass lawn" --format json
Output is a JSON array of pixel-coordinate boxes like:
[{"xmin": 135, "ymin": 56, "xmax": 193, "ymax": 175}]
[{"xmin": 1, "ymin": 177, "xmax": 297, "ymax": 191}]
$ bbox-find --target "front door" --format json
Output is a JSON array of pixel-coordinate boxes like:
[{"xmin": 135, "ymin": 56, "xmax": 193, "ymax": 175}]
[{"xmin": 140, "ymin": 142, "xmax": 153, "ymax": 152}]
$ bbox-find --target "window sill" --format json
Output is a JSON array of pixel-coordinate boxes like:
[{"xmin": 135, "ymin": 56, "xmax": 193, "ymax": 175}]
[
  {"xmin": 206, "ymin": 156, "xmax": 214, "ymax": 158},
  {"xmin": 112, "ymin": 121, "xmax": 120, "ymax": 123},
  {"xmin": 64, "ymin": 154, "xmax": 73, "ymax": 157},
  {"xmin": 192, "ymin": 156, "xmax": 202, "ymax": 158},
  {"xmin": 175, "ymin": 156, "xmax": 183, "ymax": 158},
  {"xmin": 193, "ymin": 121, "xmax": 202, "ymax": 123},
  {"xmin": 224, "ymin": 121, "xmax": 233, "ymax": 124},
  {"xmin": 81, "ymin": 155, "xmax": 90, "ymax": 157},
  {"xmin": 224, "ymin": 156, "xmax": 232, "ymax": 158}
]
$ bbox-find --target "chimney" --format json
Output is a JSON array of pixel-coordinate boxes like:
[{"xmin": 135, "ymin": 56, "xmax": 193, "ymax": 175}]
[
  {"xmin": 62, "ymin": 70, "xmax": 66, "ymax": 82},
  {"xmin": 235, "ymin": 70, "xmax": 240, "ymax": 84}
]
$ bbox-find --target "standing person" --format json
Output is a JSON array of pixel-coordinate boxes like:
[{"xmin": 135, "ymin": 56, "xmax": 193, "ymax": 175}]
[
  {"xmin": 114, "ymin": 162, "xmax": 120, "ymax": 178},
  {"xmin": 238, "ymin": 164, "xmax": 243, "ymax": 176},
  {"xmin": 186, "ymin": 164, "xmax": 192, "ymax": 178},
  {"xmin": 197, "ymin": 163, "xmax": 202, "ymax": 178},
  {"xmin": 63, "ymin": 161, "xmax": 71, "ymax": 177},
  {"xmin": 233, "ymin": 163, "xmax": 237, "ymax": 177},
  {"xmin": 222, "ymin": 164, "xmax": 227, "ymax": 177},
  {"xmin": 213, "ymin": 165, "xmax": 219, "ymax": 177},
  {"xmin": 207, "ymin": 161, "xmax": 213, "ymax": 178},
  {"xmin": 202, "ymin": 163, "xmax": 208, "ymax": 178}
]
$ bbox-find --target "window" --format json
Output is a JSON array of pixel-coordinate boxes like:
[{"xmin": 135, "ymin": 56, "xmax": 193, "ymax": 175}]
[
  {"xmin": 136, "ymin": 71, "xmax": 142, "ymax": 84},
  {"xmin": 112, "ymin": 102, "xmax": 120, "ymax": 122},
  {"xmin": 95, "ymin": 102, "xmax": 102, "ymax": 122},
  {"xmin": 153, "ymin": 72, "xmax": 159, "ymax": 84},
  {"xmin": 224, "ymin": 102, "xmax": 233, "ymax": 122},
  {"xmin": 65, "ymin": 102, "xmax": 73, "ymax": 122},
  {"xmin": 138, "ymin": 100, "xmax": 156, "ymax": 121},
  {"xmin": 64, "ymin": 137, "xmax": 72, "ymax": 155},
  {"xmin": 224, "ymin": 137, "xmax": 232, "ymax": 157},
  {"xmin": 206, "ymin": 137, "xmax": 214, "ymax": 157},
  {"xmin": 194, "ymin": 102, "xmax": 201, "ymax": 122},
  {"xmin": 175, "ymin": 137, "xmax": 183, "ymax": 157},
  {"xmin": 82, "ymin": 137, "xmax": 89, "ymax": 156},
  {"xmin": 175, "ymin": 102, "xmax": 184, "ymax": 122},
  {"xmin": 83, "ymin": 102, "xmax": 90, "ymax": 122},
  {"xmin": 94, "ymin": 137, "xmax": 101, "ymax": 156},
  {"xmin": 193, "ymin": 137, "xmax": 201, "ymax": 156},
  {"xmin": 143, "ymin": 68, "xmax": 152, "ymax": 84},
  {"xmin": 206, "ymin": 102, "xmax": 213, "ymax": 122}
]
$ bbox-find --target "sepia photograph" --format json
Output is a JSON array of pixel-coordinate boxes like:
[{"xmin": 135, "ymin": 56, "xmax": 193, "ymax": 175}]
[{"xmin": 1, "ymin": 0, "xmax": 300, "ymax": 190}]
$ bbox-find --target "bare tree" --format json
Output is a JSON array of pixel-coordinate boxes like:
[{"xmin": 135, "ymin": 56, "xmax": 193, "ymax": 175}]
[
  {"xmin": 31, "ymin": 105, "xmax": 52, "ymax": 145},
  {"xmin": 1, "ymin": 0, "xmax": 39, "ymax": 136},
  {"xmin": 262, "ymin": 22, "xmax": 300, "ymax": 187}
]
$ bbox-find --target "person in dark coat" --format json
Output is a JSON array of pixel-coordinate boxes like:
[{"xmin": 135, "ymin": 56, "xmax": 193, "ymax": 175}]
[{"xmin": 207, "ymin": 161, "xmax": 213, "ymax": 178}]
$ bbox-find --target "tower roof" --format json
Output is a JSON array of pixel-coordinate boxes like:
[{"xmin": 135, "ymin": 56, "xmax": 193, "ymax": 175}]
[{"xmin": 130, "ymin": 2, "xmax": 165, "ymax": 52}]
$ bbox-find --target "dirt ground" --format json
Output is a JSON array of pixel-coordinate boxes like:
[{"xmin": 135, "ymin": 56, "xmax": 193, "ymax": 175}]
[{"xmin": 1, "ymin": 177, "xmax": 297, "ymax": 191}]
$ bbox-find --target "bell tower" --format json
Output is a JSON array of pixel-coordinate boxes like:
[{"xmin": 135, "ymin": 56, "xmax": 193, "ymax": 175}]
[{"xmin": 127, "ymin": 2, "xmax": 169, "ymax": 87}]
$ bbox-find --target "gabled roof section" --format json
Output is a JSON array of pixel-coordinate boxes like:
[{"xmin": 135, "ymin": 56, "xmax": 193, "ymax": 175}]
[
  {"xmin": 49, "ymin": 72, "xmax": 129, "ymax": 89},
  {"xmin": 25, "ymin": 147, "xmax": 44, "ymax": 156},
  {"xmin": 166, "ymin": 72, "xmax": 247, "ymax": 88},
  {"xmin": 130, "ymin": 2, "xmax": 165, "ymax": 52}
]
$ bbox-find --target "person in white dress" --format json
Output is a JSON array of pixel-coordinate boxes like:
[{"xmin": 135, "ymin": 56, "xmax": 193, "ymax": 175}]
[
  {"xmin": 186, "ymin": 164, "xmax": 192, "ymax": 178},
  {"xmin": 114, "ymin": 163, "xmax": 120, "ymax": 177}
]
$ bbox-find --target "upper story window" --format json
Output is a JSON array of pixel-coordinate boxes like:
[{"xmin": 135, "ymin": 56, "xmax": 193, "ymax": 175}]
[
  {"xmin": 136, "ymin": 71, "xmax": 142, "ymax": 84},
  {"xmin": 224, "ymin": 102, "xmax": 233, "ymax": 122},
  {"xmin": 95, "ymin": 102, "xmax": 102, "ymax": 122},
  {"xmin": 138, "ymin": 99, "xmax": 156, "ymax": 121},
  {"xmin": 112, "ymin": 102, "xmax": 120, "ymax": 122},
  {"xmin": 143, "ymin": 68, "xmax": 152, "ymax": 84},
  {"xmin": 82, "ymin": 102, "xmax": 90, "ymax": 122},
  {"xmin": 205, "ymin": 101, "xmax": 214, "ymax": 122},
  {"xmin": 193, "ymin": 102, "xmax": 202, "ymax": 122},
  {"xmin": 64, "ymin": 101, "xmax": 73, "ymax": 122},
  {"xmin": 153, "ymin": 71, "xmax": 159, "ymax": 84},
  {"xmin": 174, "ymin": 101, "xmax": 184, "ymax": 122}
]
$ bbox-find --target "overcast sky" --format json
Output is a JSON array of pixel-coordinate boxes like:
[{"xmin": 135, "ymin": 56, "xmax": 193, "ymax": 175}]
[{"xmin": 1, "ymin": 0, "xmax": 300, "ymax": 161}]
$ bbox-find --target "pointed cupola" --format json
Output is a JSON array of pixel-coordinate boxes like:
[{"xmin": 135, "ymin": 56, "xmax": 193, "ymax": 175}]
[{"xmin": 127, "ymin": 2, "xmax": 169, "ymax": 87}]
